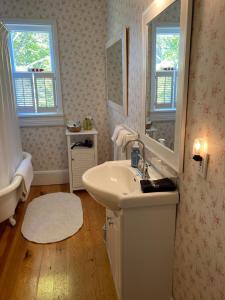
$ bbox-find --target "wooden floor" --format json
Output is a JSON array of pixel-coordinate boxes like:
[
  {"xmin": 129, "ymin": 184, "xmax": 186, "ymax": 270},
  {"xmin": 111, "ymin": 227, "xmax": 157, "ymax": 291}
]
[{"xmin": 0, "ymin": 185, "xmax": 117, "ymax": 300}]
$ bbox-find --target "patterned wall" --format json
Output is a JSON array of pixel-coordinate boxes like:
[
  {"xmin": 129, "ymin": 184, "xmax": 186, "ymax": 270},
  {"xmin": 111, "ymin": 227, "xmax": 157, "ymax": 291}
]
[
  {"xmin": 173, "ymin": 0, "xmax": 225, "ymax": 299},
  {"xmin": 106, "ymin": 0, "xmax": 150, "ymax": 159},
  {"xmin": 106, "ymin": 0, "xmax": 225, "ymax": 299},
  {"xmin": 0, "ymin": 0, "xmax": 111, "ymax": 171},
  {"xmin": 1, "ymin": 0, "xmax": 225, "ymax": 297},
  {"xmin": 149, "ymin": 120, "xmax": 175, "ymax": 150}
]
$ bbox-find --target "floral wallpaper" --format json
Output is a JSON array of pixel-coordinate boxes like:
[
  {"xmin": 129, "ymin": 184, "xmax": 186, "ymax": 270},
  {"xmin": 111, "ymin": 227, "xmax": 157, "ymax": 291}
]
[
  {"xmin": 148, "ymin": 120, "xmax": 175, "ymax": 150},
  {"xmin": 106, "ymin": 0, "xmax": 149, "ymax": 160},
  {"xmin": 0, "ymin": 0, "xmax": 225, "ymax": 298},
  {"xmin": 0, "ymin": 0, "xmax": 111, "ymax": 171},
  {"xmin": 20, "ymin": 127, "xmax": 67, "ymax": 171},
  {"xmin": 173, "ymin": 0, "xmax": 225, "ymax": 299},
  {"xmin": 107, "ymin": 0, "xmax": 225, "ymax": 299}
]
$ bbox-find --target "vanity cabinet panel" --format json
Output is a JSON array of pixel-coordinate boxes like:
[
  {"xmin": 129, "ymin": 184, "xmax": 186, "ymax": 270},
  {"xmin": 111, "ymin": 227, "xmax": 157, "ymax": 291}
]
[
  {"xmin": 106, "ymin": 204, "xmax": 177, "ymax": 300},
  {"xmin": 71, "ymin": 148, "xmax": 96, "ymax": 189},
  {"xmin": 106, "ymin": 209, "xmax": 122, "ymax": 299}
]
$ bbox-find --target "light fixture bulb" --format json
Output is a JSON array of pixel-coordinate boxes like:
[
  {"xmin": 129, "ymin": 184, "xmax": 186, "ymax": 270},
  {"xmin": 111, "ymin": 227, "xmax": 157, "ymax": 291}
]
[
  {"xmin": 195, "ymin": 141, "xmax": 201, "ymax": 153},
  {"xmin": 193, "ymin": 138, "xmax": 207, "ymax": 156}
]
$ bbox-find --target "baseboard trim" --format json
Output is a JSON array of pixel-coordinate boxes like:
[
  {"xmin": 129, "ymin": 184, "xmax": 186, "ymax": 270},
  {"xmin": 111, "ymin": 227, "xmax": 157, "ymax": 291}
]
[{"xmin": 32, "ymin": 169, "xmax": 69, "ymax": 186}]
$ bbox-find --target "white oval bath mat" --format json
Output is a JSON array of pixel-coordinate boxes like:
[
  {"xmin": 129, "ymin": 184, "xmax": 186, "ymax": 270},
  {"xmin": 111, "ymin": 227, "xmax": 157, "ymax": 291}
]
[{"xmin": 21, "ymin": 192, "xmax": 83, "ymax": 244}]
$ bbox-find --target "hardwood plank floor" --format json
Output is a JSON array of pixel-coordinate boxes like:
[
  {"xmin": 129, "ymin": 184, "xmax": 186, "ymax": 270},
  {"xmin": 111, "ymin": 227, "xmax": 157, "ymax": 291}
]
[{"xmin": 0, "ymin": 185, "xmax": 117, "ymax": 300}]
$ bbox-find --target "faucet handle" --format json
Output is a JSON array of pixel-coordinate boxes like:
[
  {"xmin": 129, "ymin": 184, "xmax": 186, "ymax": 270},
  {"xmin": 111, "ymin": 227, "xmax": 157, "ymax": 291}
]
[
  {"xmin": 138, "ymin": 153, "xmax": 143, "ymax": 160},
  {"xmin": 138, "ymin": 154, "xmax": 144, "ymax": 168},
  {"xmin": 143, "ymin": 162, "xmax": 150, "ymax": 180}
]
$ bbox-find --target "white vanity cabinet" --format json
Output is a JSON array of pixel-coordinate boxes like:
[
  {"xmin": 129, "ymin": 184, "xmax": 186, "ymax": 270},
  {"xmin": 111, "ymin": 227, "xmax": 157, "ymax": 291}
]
[
  {"xmin": 82, "ymin": 159, "xmax": 178, "ymax": 299},
  {"xmin": 106, "ymin": 201, "xmax": 177, "ymax": 300}
]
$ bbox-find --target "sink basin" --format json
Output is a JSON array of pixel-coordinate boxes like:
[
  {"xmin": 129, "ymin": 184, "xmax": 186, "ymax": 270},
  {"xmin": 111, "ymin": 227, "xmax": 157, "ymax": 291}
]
[{"xmin": 82, "ymin": 160, "xmax": 179, "ymax": 210}]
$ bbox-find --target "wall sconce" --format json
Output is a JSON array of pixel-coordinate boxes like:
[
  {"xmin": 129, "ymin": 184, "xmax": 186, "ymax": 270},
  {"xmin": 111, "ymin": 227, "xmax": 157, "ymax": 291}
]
[{"xmin": 192, "ymin": 138, "xmax": 209, "ymax": 178}]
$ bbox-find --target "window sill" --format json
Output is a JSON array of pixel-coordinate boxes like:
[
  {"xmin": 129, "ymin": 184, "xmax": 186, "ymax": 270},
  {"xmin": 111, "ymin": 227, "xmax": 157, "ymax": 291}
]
[
  {"xmin": 149, "ymin": 110, "xmax": 176, "ymax": 122},
  {"xmin": 18, "ymin": 113, "xmax": 65, "ymax": 127}
]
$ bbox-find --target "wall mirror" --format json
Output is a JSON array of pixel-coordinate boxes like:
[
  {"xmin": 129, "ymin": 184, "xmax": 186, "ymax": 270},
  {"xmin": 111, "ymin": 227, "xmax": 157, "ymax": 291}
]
[
  {"xmin": 106, "ymin": 28, "xmax": 128, "ymax": 115},
  {"xmin": 142, "ymin": 0, "xmax": 193, "ymax": 172}
]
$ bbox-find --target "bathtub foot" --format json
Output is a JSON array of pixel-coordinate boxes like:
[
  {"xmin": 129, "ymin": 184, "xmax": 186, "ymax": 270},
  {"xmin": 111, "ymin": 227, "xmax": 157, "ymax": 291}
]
[{"xmin": 9, "ymin": 216, "xmax": 16, "ymax": 227}]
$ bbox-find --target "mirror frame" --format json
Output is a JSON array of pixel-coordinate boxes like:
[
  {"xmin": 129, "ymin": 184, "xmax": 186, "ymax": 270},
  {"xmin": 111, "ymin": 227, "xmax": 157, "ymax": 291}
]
[
  {"xmin": 106, "ymin": 28, "xmax": 128, "ymax": 116},
  {"xmin": 141, "ymin": 0, "xmax": 193, "ymax": 173}
]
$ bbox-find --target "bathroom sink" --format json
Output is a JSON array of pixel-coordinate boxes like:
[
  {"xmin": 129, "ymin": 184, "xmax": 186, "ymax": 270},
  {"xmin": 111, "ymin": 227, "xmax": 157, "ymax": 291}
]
[{"xmin": 82, "ymin": 160, "xmax": 179, "ymax": 210}]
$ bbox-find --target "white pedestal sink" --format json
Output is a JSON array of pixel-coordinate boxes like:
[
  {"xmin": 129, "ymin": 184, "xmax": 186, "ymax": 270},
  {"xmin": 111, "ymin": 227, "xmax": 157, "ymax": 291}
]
[
  {"xmin": 82, "ymin": 160, "xmax": 178, "ymax": 210},
  {"xmin": 82, "ymin": 160, "xmax": 178, "ymax": 300}
]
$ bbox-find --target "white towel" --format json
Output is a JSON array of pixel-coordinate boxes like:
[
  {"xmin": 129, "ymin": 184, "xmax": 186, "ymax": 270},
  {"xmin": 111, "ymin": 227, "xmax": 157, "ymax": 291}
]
[
  {"xmin": 123, "ymin": 133, "xmax": 138, "ymax": 146},
  {"xmin": 116, "ymin": 129, "xmax": 138, "ymax": 148},
  {"xmin": 15, "ymin": 153, "xmax": 33, "ymax": 193},
  {"xmin": 111, "ymin": 125, "xmax": 124, "ymax": 142},
  {"xmin": 116, "ymin": 129, "xmax": 132, "ymax": 147},
  {"xmin": 114, "ymin": 130, "xmax": 138, "ymax": 160}
]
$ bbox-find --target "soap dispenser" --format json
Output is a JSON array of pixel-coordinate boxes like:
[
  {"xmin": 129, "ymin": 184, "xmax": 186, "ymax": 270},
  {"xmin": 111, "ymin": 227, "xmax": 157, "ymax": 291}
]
[{"xmin": 131, "ymin": 142, "xmax": 140, "ymax": 168}]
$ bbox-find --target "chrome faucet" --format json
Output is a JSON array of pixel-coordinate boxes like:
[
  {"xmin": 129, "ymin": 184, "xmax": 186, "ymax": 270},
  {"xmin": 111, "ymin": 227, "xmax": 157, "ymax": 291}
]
[{"xmin": 123, "ymin": 139, "xmax": 150, "ymax": 180}]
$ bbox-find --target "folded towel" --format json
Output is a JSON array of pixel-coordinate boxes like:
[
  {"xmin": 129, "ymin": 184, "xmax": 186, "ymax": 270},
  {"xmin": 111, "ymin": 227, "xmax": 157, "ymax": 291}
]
[
  {"xmin": 116, "ymin": 129, "xmax": 138, "ymax": 148},
  {"xmin": 116, "ymin": 129, "xmax": 130, "ymax": 147},
  {"xmin": 15, "ymin": 153, "xmax": 33, "ymax": 193},
  {"xmin": 111, "ymin": 125, "xmax": 124, "ymax": 142},
  {"xmin": 112, "ymin": 125, "xmax": 138, "ymax": 160},
  {"xmin": 123, "ymin": 133, "xmax": 138, "ymax": 145},
  {"xmin": 140, "ymin": 178, "xmax": 176, "ymax": 193}
]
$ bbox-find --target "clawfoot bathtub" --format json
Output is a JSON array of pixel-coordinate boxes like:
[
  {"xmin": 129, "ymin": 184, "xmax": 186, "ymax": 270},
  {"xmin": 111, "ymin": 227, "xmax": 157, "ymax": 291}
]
[{"xmin": 0, "ymin": 152, "xmax": 31, "ymax": 226}]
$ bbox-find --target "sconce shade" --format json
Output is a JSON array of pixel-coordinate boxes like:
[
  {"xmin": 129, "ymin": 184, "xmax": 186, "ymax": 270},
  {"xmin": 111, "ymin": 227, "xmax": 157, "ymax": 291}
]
[
  {"xmin": 192, "ymin": 138, "xmax": 209, "ymax": 178},
  {"xmin": 193, "ymin": 138, "xmax": 208, "ymax": 157}
]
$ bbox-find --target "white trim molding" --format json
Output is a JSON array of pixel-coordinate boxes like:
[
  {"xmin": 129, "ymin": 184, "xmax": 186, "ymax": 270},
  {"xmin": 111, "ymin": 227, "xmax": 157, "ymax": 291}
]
[
  {"xmin": 4, "ymin": 18, "xmax": 64, "ymax": 124},
  {"xmin": 141, "ymin": 0, "xmax": 193, "ymax": 173},
  {"xmin": 32, "ymin": 169, "xmax": 69, "ymax": 186},
  {"xmin": 19, "ymin": 113, "xmax": 64, "ymax": 127}
]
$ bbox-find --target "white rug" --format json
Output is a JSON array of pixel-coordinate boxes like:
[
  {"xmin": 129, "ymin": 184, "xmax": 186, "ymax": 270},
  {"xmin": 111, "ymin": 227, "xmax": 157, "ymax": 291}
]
[{"xmin": 21, "ymin": 192, "xmax": 83, "ymax": 244}]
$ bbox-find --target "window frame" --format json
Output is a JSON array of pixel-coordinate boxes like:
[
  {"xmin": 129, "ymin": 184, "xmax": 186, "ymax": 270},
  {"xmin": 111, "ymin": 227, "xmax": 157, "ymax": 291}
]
[
  {"xmin": 150, "ymin": 22, "xmax": 180, "ymax": 120},
  {"xmin": 4, "ymin": 19, "xmax": 64, "ymax": 127}
]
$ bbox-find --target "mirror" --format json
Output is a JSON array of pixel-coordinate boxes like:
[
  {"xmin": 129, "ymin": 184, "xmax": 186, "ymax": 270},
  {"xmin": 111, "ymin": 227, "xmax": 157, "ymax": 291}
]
[
  {"xmin": 146, "ymin": 0, "xmax": 180, "ymax": 151},
  {"xmin": 142, "ymin": 0, "xmax": 193, "ymax": 172},
  {"xmin": 106, "ymin": 28, "xmax": 128, "ymax": 115}
]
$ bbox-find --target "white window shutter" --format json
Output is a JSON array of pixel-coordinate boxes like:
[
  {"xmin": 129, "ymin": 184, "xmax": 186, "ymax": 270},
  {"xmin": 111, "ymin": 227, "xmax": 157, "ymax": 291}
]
[
  {"xmin": 13, "ymin": 73, "xmax": 35, "ymax": 113},
  {"xmin": 34, "ymin": 73, "xmax": 57, "ymax": 113},
  {"xmin": 155, "ymin": 70, "xmax": 177, "ymax": 109}
]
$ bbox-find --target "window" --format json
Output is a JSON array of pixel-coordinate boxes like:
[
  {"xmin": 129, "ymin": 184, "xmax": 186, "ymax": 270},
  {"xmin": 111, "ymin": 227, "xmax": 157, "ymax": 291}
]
[
  {"xmin": 151, "ymin": 25, "xmax": 180, "ymax": 112},
  {"xmin": 5, "ymin": 20, "xmax": 63, "ymax": 126}
]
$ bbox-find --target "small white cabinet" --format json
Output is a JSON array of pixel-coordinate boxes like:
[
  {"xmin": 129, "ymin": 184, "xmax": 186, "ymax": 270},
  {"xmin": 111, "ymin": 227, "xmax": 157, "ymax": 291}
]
[
  {"xmin": 105, "ymin": 202, "xmax": 177, "ymax": 300},
  {"xmin": 66, "ymin": 129, "xmax": 98, "ymax": 192}
]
